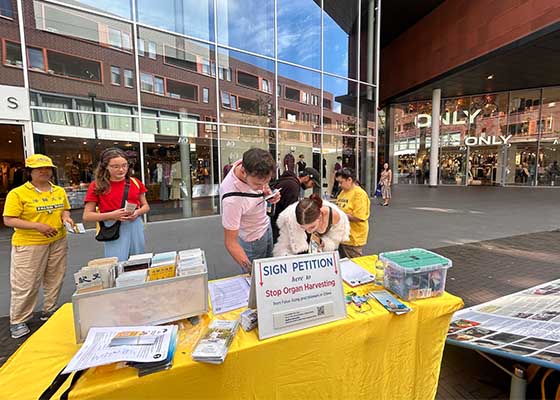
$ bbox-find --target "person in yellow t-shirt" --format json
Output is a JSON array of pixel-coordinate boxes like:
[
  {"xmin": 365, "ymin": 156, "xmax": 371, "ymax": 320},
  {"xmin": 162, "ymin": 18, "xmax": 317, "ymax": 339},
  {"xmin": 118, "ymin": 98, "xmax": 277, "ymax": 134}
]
[
  {"xmin": 3, "ymin": 154, "xmax": 73, "ymax": 339},
  {"xmin": 335, "ymin": 168, "xmax": 370, "ymax": 259}
]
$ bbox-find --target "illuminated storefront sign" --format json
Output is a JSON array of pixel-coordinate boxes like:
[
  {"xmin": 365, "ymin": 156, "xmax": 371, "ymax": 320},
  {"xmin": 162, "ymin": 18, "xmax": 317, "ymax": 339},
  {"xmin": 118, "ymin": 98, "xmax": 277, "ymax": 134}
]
[
  {"xmin": 414, "ymin": 109, "xmax": 482, "ymax": 128},
  {"xmin": 464, "ymin": 135, "xmax": 512, "ymax": 146}
]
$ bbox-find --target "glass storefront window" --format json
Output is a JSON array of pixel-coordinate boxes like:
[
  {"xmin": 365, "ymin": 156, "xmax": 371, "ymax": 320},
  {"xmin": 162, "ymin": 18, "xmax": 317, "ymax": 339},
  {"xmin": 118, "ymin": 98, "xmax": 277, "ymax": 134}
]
[
  {"xmin": 323, "ymin": 0, "xmax": 358, "ymax": 79},
  {"xmin": 137, "ymin": 0, "xmax": 214, "ymax": 42},
  {"xmin": 57, "ymin": 0, "xmax": 132, "ymax": 19},
  {"xmin": 277, "ymin": 131, "xmax": 315, "ymax": 196},
  {"xmin": 217, "ymin": 0, "xmax": 274, "ymax": 57},
  {"xmin": 440, "ymin": 97, "xmax": 470, "ymax": 185},
  {"xmin": 538, "ymin": 87, "xmax": 560, "ymax": 186},
  {"xmin": 277, "ymin": 0, "xmax": 320, "ymax": 70},
  {"xmin": 323, "ymin": 76, "xmax": 357, "ymax": 135},
  {"xmin": 220, "ymin": 125, "xmax": 272, "ymax": 177}
]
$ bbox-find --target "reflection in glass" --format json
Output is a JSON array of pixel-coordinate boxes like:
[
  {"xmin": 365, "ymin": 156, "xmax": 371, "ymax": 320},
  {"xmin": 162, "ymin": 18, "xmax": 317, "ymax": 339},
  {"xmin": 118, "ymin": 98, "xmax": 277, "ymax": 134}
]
[
  {"xmin": 278, "ymin": 63, "xmax": 320, "ymax": 131},
  {"xmin": 507, "ymin": 89, "xmax": 541, "ymax": 138},
  {"xmin": 323, "ymin": 0, "xmax": 358, "ymax": 79},
  {"xmin": 218, "ymin": 48, "xmax": 275, "ymax": 127},
  {"xmin": 277, "ymin": 0, "xmax": 320, "ymax": 69},
  {"xmin": 217, "ymin": 0, "xmax": 274, "ymax": 57},
  {"xmin": 139, "ymin": 27, "xmax": 217, "ymax": 118},
  {"xmin": 220, "ymin": 126, "xmax": 272, "ymax": 175},
  {"xmin": 34, "ymin": 1, "xmax": 133, "ymax": 52},
  {"xmin": 57, "ymin": 0, "xmax": 132, "ymax": 19},
  {"xmin": 538, "ymin": 87, "xmax": 560, "ymax": 186},
  {"xmin": 137, "ymin": 0, "xmax": 214, "ymax": 42},
  {"xmin": 439, "ymin": 97, "xmax": 470, "ymax": 185},
  {"xmin": 323, "ymin": 76, "xmax": 357, "ymax": 135}
]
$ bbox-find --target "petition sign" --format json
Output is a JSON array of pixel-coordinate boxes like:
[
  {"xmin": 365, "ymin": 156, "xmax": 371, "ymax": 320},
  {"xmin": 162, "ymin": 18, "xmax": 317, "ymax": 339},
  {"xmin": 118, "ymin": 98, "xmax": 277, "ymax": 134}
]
[{"xmin": 254, "ymin": 252, "xmax": 346, "ymax": 340}]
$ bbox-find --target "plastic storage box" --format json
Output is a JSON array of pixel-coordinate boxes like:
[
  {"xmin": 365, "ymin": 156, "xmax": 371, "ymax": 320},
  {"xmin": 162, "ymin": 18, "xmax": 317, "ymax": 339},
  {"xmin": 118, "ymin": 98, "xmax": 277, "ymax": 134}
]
[{"xmin": 379, "ymin": 248, "xmax": 452, "ymax": 301}]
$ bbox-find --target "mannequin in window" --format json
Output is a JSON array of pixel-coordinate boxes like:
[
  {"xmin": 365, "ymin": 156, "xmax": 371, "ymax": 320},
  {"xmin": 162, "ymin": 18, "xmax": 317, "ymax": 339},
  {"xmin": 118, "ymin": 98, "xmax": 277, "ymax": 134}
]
[
  {"xmin": 283, "ymin": 151, "xmax": 295, "ymax": 174},
  {"xmin": 297, "ymin": 154, "xmax": 306, "ymax": 176}
]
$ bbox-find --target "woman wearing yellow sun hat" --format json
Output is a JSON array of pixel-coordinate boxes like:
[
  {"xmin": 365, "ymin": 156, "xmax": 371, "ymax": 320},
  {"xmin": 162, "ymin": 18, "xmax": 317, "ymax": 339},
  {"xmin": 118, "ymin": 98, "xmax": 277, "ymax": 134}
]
[{"xmin": 2, "ymin": 154, "xmax": 73, "ymax": 339}]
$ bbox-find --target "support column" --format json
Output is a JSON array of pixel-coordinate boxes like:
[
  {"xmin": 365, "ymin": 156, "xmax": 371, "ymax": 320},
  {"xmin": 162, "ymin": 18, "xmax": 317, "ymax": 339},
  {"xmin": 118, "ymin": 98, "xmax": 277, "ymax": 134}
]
[{"xmin": 429, "ymin": 88, "xmax": 441, "ymax": 187}]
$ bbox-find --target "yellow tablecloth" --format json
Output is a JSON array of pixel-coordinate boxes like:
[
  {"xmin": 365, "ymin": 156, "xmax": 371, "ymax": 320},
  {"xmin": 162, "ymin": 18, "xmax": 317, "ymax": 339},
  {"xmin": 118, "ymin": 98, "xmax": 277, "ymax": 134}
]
[{"xmin": 0, "ymin": 255, "xmax": 463, "ymax": 400}]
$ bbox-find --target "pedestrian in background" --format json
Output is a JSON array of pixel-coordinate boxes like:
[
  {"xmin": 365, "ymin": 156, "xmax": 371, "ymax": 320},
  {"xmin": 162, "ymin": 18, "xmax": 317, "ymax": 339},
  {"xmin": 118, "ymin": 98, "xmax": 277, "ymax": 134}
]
[
  {"xmin": 83, "ymin": 148, "xmax": 150, "ymax": 261},
  {"xmin": 335, "ymin": 168, "xmax": 370, "ymax": 258},
  {"xmin": 380, "ymin": 162, "xmax": 393, "ymax": 206},
  {"xmin": 3, "ymin": 154, "xmax": 73, "ymax": 339}
]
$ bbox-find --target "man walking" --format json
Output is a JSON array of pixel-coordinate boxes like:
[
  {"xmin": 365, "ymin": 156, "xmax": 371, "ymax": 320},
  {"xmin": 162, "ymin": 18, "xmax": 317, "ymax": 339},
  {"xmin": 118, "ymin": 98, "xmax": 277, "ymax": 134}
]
[{"xmin": 221, "ymin": 148, "xmax": 280, "ymax": 271}]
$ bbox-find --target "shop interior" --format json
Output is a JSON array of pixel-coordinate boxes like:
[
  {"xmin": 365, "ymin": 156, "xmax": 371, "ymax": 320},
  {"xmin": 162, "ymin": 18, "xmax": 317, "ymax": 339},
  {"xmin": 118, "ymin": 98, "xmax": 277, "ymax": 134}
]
[{"xmin": 0, "ymin": 124, "xmax": 25, "ymax": 234}]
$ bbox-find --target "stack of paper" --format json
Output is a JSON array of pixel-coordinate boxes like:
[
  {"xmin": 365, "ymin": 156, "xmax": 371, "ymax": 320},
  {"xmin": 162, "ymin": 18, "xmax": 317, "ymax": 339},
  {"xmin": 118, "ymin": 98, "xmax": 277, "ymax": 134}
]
[
  {"xmin": 63, "ymin": 325, "xmax": 176, "ymax": 374},
  {"xmin": 240, "ymin": 309, "xmax": 258, "ymax": 332},
  {"xmin": 116, "ymin": 269, "xmax": 147, "ymax": 287},
  {"xmin": 87, "ymin": 257, "xmax": 119, "ymax": 288},
  {"xmin": 177, "ymin": 249, "xmax": 205, "ymax": 276},
  {"xmin": 128, "ymin": 325, "xmax": 179, "ymax": 376},
  {"xmin": 74, "ymin": 266, "xmax": 104, "ymax": 293},
  {"xmin": 192, "ymin": 319, "xmax": 239, "ymax": 364},
  {"xmin": 149, "ymin": 252, "xmax": 177, "ymax": 281},
  {"xmin": 340, "ymin": 258, "xmax": 375, "ymax": 287}
]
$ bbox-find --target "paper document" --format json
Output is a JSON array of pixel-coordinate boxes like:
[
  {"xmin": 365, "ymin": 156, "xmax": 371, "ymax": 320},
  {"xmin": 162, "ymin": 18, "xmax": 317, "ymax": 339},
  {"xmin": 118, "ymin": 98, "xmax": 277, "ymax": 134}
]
[
  {"xmin": 63, "ymin": 325, "xmax": 174, "ymax": 373},
  {"xmin": 209, "ymin": 276, "xmax": 250, "ymax": 314},
  {"xmin": 340, "ymin": 258, "xmax": 375, "ymax": 287}
]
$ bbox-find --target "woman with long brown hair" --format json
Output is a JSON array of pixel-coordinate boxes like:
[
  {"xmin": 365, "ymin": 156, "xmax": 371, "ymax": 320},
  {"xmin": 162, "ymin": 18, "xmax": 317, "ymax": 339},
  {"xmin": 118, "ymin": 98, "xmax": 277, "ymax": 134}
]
[
  {"xmin": 83, "ymin": 148, "xmax": 150, "ymax": 261},
  {"xmin": 273, "ymin": 193, "xmax": 349, "ymax": 256}
]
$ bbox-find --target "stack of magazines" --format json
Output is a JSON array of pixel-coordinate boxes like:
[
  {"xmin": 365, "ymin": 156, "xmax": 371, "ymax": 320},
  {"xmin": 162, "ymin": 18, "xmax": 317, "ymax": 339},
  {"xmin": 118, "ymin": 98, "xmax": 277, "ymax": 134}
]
[
  {"xmin": 128, "ymin": 325, "xmax": 179, "ymax": 376},
  {"xmin": 192, "ymin": 319, "xmax": 239, "ymax": 364}
]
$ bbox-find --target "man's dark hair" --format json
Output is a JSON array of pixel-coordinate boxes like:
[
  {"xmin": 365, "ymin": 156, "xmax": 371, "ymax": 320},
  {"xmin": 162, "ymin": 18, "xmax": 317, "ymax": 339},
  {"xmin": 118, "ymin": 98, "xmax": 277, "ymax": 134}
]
[{"xmin": 242, "ymin": 148, "xmax": 276, "ymax": 178}]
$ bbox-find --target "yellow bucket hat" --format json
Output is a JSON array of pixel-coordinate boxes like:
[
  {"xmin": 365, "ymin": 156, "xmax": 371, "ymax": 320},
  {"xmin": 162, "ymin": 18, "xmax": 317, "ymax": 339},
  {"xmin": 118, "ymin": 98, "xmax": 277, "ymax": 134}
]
[{"xmin": 25, "ymin": 154, "xmax": 56, "ymax": 169}]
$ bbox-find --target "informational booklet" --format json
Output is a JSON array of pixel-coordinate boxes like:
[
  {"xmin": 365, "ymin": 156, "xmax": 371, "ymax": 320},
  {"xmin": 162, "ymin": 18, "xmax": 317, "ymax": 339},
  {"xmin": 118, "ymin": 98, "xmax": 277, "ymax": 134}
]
[
  {"xmin": 340, "ymin": 258, "xmax": 376, "ymax": 287},
  {"xmin": 192, "ymin": 319, "xmax": 239, "ymax": 364},
  {"xmin": 369, "ymin": 290, "xmax": 412, "ymax": 315},
  {"xmin": 209, "ymin": 276, "xmax": 250, "ymax": 314},
  {"xmin": 63, "ymin": 325, "xmax": 175, "ymax": 374},
  {"xmin": 64, "ymin": 222, "xmax": 86, "ymax": 234},
  {"xmin": 128, "ymin": 325, "xmax": 178, "ymax": 377}
]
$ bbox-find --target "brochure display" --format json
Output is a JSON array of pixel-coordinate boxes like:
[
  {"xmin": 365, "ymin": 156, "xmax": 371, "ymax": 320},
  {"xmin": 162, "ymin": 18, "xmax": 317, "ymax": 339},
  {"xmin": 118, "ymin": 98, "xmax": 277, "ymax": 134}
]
[
  {"xmin": 253, "ymin": 252, "xmax": 346, "ymax": 340},
  {"xmin": 0, "ymin": 255, "xmax": 463, "ymax": 400},
  {"xmin": 447, "ymin": 279, "xmax": 560, "ymax": 370}
]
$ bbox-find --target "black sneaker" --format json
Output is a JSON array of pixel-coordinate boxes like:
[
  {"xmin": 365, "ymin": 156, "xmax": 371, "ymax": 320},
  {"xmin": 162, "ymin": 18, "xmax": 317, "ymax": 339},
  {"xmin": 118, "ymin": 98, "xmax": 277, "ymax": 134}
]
[{"xmin": 40, "ymin": 309, "xmax": 56, "ymax": 321}]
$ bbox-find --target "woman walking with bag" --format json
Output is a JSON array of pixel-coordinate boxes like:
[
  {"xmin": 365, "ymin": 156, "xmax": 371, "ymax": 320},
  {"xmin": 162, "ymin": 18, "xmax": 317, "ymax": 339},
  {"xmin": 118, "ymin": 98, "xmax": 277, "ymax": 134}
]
[
  {"xmin": 83, "ymin": 148, "xmax": 150, "ymax": 261},
  {"xmin": 3, "ymin": 154, "xmax": 73, "ymax": 338},
  {"xmin": 380, "ymin": 162, "xmax": 392, "ymax": 206}
]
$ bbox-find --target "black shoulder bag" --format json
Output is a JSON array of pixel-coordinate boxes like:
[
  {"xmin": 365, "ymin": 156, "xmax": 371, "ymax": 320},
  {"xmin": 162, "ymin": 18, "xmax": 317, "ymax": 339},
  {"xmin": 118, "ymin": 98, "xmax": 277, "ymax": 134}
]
[{"xmin": 95, "ymin": 177, "xmax": 130, "ymax": 242}]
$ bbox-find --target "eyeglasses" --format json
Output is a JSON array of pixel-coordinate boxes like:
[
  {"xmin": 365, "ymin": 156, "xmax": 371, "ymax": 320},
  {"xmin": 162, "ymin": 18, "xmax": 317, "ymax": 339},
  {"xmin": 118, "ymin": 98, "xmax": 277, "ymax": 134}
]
[{"xmin": 108, "ymin": 163, "xmax": 129, "ymax": 170}]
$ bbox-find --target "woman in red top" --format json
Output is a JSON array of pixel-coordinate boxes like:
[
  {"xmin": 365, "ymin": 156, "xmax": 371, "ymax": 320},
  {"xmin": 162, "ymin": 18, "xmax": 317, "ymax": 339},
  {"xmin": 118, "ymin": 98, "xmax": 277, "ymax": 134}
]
[{"xmin": 83, "ymin": 148, "xmax": 150, "ymax": 261}]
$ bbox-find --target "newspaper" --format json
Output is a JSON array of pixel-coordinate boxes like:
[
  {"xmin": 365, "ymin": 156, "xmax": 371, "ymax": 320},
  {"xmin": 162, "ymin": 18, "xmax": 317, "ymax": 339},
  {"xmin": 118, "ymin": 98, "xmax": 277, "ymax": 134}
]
[
  {"xmin": 192, "ymin": 319, "xmax": 239, "ymax": 364},
  {"xmin": 447, "ymin": 279, "xmax": 560, "ymax": 364},
  {"xmin": 63, "ymin": 325, "xmax": 175, "ymax": 373}
]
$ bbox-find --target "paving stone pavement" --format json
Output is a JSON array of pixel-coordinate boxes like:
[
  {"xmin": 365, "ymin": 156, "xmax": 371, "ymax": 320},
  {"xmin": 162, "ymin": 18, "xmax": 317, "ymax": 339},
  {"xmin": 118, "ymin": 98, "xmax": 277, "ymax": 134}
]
[{"xmin": 1, "ymin": 230, "xmax": 559, "ymax": 399}]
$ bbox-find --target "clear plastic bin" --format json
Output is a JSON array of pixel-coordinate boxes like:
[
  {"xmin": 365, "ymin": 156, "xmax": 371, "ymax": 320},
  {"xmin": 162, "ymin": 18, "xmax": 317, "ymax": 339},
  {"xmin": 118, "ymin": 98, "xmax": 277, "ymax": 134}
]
[{"xmin": 379, "ymin": 248, "xmax": 452, "ymax": 301}]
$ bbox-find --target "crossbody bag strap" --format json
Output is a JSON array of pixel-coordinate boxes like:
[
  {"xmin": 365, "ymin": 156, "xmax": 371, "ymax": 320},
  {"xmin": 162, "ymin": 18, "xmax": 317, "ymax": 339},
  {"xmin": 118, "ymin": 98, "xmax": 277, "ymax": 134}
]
[
  {"xmin": 120, "ymin": 177, "xmax": 131, "ymax": 208},
  {"xmin": 221, "ymin": 191, "xmax": 264, "ymax": 202}
]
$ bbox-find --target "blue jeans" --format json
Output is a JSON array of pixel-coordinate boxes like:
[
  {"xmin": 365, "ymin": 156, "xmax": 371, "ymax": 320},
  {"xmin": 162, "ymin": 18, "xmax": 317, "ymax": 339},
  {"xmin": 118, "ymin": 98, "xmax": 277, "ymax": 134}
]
[
  {"xmin": 238, "ymin": 225, "xmax": 273, "ymax": 266},
  {"xmin": 103, "ymin": 218, "xmax": 145, "ymax": 261}
]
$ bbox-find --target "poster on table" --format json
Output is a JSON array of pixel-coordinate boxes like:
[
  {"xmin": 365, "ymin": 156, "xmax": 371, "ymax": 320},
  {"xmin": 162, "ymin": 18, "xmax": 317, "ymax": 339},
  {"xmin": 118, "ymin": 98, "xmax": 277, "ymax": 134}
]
[
  {"xmin": 447, "ymin": 279, "xmax": 560, "ymax": 368},
  {"xmin": 253, "ymin": 252, "xmax": 346, "ymax": 340}
]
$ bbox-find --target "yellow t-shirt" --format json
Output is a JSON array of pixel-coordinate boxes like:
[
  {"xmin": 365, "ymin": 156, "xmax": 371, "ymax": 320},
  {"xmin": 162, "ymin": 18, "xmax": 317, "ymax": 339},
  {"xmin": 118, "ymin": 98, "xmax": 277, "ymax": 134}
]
[
  {"xmin": 336, "ymin": 185, "xmax": 370, "ymax": 247},
  {"xmin": 3, "ymin": 182, "xmax": 70, "ymax": 246}
]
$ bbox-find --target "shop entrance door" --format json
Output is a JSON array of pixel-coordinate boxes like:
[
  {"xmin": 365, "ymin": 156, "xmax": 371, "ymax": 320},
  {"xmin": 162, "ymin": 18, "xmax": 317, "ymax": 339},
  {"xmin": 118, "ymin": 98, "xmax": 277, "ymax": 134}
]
[
  {"xmin": 0, "ymin": 124, "xmax": 25, "ymax": 233},
  {"xmin": 467, "ymin": 145, "xmax": 505, "ymax": 186}
]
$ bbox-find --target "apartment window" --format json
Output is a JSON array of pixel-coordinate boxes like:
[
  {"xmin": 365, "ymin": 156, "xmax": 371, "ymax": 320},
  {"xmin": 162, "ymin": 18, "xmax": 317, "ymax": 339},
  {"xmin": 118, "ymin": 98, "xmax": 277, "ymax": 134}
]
[
  {"xmin": 138, "ymin": 39, "xmax": 145, "ymax": 56},
  {"xmin": 154, "ymin": 77, "xmax": 164, "ymax": 95},
  {"xmin": 312, "ymin": 95, "xmax": 319, "ymax": 106},
  {"xmin": 46, "ymin": 50, "xmax": 102, "ymax": 82},
  {"xmin": 238, "ymin": 71, "xmax": 259, "ymax": 90},
  {"xmin": 141, "ymin": 72, "xmax": 153, "ymax": 92},
  {"xmin": 262, "ymin": 79, "xmax": 270, "ymax": 93},
  {"xmin": 122, "ymin": 33, "xmax": 132, "ymax": 52},
  {"xmin": 0, "ymin": 0, "xmax": 14, "ymax": 18},
  {"xmin": 110, "ymin": 66, "xmax": 121, "ymax": 85},
  {"xmin": 107, "ymin": 104, "xmax": 133, "ymax": 131},
  {"xmin": 124, "ymin": 69, "xmax": 133, "ymax": 88},
  {"xmin": 108, "ymin": 28, "xmax": 122, "ymax": 49},
  {"xmin": 167, "ymin": 79, "xmax": 197, "ymax": 101},
  {"xmin": 277, "ymin": 84, "xmax": 282, "ymax": 97},
  {"xmin": 286, "ymin": 110, "xmax": 299, "ymax": 122},
  {"xmin": 160, "ymin": 112, "xmax": 179, "ymax": 135},
  {"xmin": 302, "ymin": 92, "xmax": 309, "ymax": 104},
  {"xmin": 221, "ymin": 91, "xmax": 238, "ymax": 110},
  {"xmin": 201, "ymin": 59, "xmax": 211, "ymax": 75},
  {"xmin": 164, "ymin": 46, "xmax": 197, "ymax": 72},
  {"xmin": 238, "ymin": 97, "xmax": 259, "ymax": 115},
  {"xmin": 202, "ymin": 88, "xmax": 209, "ymax": 103},
  {"xmin": 28, "ymin": 47, "xmax": 45, "ymax": 71},
  {"xmin": 219, "ymin": 67, "xmax": 232, "ymax": 81},
  {"xmin": 148, "ymin": 41, "xmax": 157, "ymax": 59},
  {"xmin": 285, "ymin": 87, "xmax": 300, "ymax": 102},
  {"xmin": 323, "ymin": 98, "xmax": 332, "ymax": 109},
  {"xmin": 4, "ymin": 41, "xmax": 22, "ymax": 66}
]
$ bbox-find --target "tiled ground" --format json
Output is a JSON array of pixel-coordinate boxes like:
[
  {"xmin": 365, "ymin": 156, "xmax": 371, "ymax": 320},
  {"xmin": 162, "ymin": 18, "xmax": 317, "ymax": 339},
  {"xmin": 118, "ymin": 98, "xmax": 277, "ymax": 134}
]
[{"xmin": 1, "ymin": 230, "xmax": 559, "ymax": 398}]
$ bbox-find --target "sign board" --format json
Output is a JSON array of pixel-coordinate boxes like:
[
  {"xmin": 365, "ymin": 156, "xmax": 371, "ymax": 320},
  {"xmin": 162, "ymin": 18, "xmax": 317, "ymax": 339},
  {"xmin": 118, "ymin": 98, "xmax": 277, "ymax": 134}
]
[
  {"xmin": 0, "ymin": 84, "xmax": 30, "ymax": 121},
  {"xmin": 253, "ymin": 252, "xmax": 346, "ymax": 340}
]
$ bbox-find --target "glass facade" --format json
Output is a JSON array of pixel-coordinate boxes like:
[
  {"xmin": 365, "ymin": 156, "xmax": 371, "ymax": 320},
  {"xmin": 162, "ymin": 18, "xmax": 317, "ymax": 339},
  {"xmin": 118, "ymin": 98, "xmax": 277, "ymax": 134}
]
[
  {"xmin": 0, "ymin": 0, "xmax": 379, "ymax": 225},
  {"xmin": 390, "ymin": 87, "xmax": 560, "ymax": 187}
]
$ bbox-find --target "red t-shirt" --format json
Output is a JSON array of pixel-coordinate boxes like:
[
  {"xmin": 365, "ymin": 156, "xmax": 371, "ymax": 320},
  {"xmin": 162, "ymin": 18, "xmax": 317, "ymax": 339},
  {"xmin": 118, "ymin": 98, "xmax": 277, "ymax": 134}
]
[{"xmin": 84, "ymin": 178, "xmax": 147, "ymax": 213}]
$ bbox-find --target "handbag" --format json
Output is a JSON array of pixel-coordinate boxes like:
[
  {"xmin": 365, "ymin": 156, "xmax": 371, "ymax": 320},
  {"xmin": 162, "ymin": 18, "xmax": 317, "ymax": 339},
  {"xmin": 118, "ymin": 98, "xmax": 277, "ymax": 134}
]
[{"xmin": 95, "ymin": 177, "xmax": 130, "ymax": 242}]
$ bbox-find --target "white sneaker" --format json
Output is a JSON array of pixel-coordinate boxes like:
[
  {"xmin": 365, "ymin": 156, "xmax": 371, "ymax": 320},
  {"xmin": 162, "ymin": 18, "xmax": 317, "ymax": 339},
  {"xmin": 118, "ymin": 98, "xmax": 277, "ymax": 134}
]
[{"xmin": 10, "ymin": 322, "xmax": 30, "ymax": 339}]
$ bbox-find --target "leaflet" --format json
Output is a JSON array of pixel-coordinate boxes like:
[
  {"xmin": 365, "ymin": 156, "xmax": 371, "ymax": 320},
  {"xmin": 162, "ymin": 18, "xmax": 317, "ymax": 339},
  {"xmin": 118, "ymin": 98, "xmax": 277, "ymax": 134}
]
[
  {"xmin": 63, "ymin": 325, "xmax": 174, "ymax": 373},
  {"xmin": 209, "ymin": 276, "xmax": 250, "ymax": 315},
  {"xmin": 339, "ymin": 258, "xmax": 375, "ymax": 287}
]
